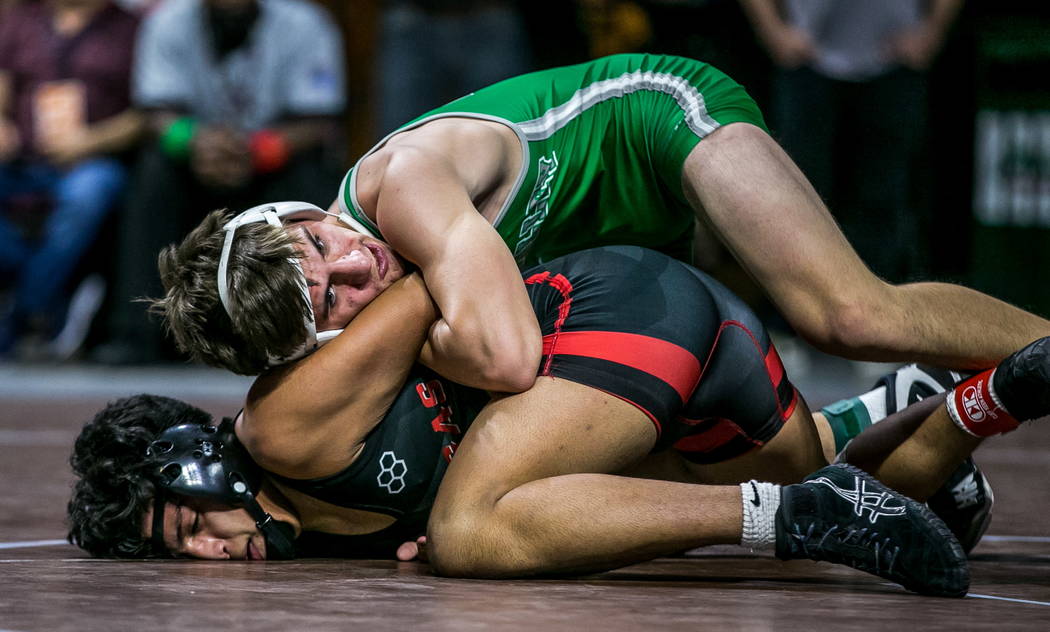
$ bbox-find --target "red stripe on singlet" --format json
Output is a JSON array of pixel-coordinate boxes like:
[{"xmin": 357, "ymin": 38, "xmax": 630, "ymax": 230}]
[
  {"xmin": 525, "ymin": 271, "xmax": 574, "ymax": 375},
  {"xmin": 673, "ymin": 417, "xmax": 760, "ymax": 453},
  {"xmin": 782, "ymin": 387, "xmax": 799, "ymax": 420},
  {"xmin": 764, "ymin": 342, "xmax": 798, "ymax": 420},
  {"xmin": 709, "ymin": 321, "xmax": 795, "ymax": 421},
  {"xmin": 765, "ymin": 345, "xmax": 785, "ymax": 387},
  {"xmin": 541, "ymin": 331, "xmax": 701, "ymax": 402}
]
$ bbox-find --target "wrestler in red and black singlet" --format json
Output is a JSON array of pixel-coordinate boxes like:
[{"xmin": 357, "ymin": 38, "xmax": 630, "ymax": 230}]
[
  {"xmin": 277, "ymin": 246, "xmax": 797, "ymax": 556},
  {"xmin": 525, "ymin": 246, "xmax": 796, "ymax": 462}
]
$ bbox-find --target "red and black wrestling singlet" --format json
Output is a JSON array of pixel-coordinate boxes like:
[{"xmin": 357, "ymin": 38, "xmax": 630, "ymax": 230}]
[{"xmin": 523, "ymin": 247, "xmax": 797, "ymax": 464}]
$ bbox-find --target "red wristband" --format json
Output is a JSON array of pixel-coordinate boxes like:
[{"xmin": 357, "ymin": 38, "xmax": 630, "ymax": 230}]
[
  {"xmin": 945, "ymin": 369, "xmax": 1020, "ymax": 437},
  {"xmin": 249, "ymin": 129, "xmax": 290, "ymax": 174}
]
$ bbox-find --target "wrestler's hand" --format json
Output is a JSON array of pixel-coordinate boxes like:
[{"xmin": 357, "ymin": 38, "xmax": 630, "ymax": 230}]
[
  {"xmin": 396, "ymin": 536, "xmax": 428, "ymax": 562},
  {"xmin": 993, "ymin": 336, "xmax": 1050, "ymax": 422}
]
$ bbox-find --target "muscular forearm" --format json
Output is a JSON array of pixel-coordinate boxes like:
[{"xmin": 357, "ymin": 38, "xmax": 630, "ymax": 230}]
[
  {"xmin": 376, "ymin": 153, "xmax": 543, "ymax": 393},
  {"xmin": 242, "ymin": 273, "xmax": 438, "ymax": 477},
  {"xmin": 420, "ymin": 310, "xmax": 540, "ymax": 393},
  {"xmin": 420, "ymin": 269, "xmax": 542, "ymax": 393}
]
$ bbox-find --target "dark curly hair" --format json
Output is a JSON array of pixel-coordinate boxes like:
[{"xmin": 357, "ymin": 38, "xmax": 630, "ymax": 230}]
[{"xmin": 67, "ymin": 394, "xmax": 213, "ymax": 557}]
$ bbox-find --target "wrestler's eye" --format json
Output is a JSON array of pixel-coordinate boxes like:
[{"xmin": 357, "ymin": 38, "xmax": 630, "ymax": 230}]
[
  {"xmin": 326, "ymin": 287, "xmax": 336, "ymax": 309},
  {"xmin": 307, "ymin": 229, "xmax": 327, "ymax": 258}
]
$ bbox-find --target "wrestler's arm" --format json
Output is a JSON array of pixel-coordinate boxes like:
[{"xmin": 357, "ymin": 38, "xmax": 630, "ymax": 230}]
[
  {"xmin": 367, "ymin": 147, "xmax": 542, "ymax": 393},
  {"xmin": 685, "ymin": 123, "xmax": 1050, "ymax": 369},
  {"xmin": 237, "ymin": 273, "xmax": 437, "ymax": 479},
  {"xmin": 331, "ymin": 191, "xmax": 520, "ymax": 390}
]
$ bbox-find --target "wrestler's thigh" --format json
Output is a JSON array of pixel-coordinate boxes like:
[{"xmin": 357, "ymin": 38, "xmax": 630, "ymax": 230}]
[
  {"xmin": 688, "ymin": 399, "xmax": 826, "ymax": 484},
  {"xmin": 626, "ymin": 401, "xmax": 826, "ymax": 486},
  {"xmin": 682, "ymin": 123, "xmax": 880, "ymax": 331},
  {"xmin": 433, "ymin": 377, "xmax": 657, "ymax": 510}
]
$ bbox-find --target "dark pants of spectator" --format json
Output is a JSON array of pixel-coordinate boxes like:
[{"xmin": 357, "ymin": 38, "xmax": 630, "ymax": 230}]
[
  {"xmin": 0, "ymin": 158, "xmax": 126, "ymax": 350},
  {"xmin": 98, "ymin": 143, "xmax": 341, "ymax": 363},
  {"xmin": 772, "ymin": 66, "xmax": 929, "ymax": 283}
]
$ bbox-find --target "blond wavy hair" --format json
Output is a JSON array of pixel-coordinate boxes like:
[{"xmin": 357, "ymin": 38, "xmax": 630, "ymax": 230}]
[{"xmin": 150, "ymin": 209, "xmax": 312, "ymax": 375}]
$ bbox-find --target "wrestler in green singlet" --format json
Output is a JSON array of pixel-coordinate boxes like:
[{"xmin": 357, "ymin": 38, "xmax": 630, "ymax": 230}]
[{"xmin": 338, "ymin": 53, "xmax": 766, "ymax": 266}]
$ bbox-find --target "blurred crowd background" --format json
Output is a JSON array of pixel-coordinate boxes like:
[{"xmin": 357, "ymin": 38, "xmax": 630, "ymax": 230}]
[{"xmin": 0, "ymin": 0, "xmax": 1048, "ymax": 368}]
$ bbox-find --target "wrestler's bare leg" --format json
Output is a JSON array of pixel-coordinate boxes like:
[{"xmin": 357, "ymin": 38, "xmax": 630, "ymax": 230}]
[
  {"xmin": 682, "ymin": 122, "xmax": 1050, "ymax": 368},
  {"xmin": 621, "ymin": 402, "xmax": 828, "ymax": 486},
  {"xmin": 426, "ymin": 378, "xmax": 743, "ymax": 578},
  {"xmin": 839, "ymin": 395, "xmax": 982, "ymax": 501},
  {"xmin": 629, "ymin": 395, "xmax": 979, "ymax": 503},
  {"xmin": 682, "ymin": 401, "xmax": 827, "ymax": 485},
  {"xmin": 811, "ymin": 410, "xmax": 837, "ymax": 463}
]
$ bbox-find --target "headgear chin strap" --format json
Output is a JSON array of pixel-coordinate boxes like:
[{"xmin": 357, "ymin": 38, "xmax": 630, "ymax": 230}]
[
  {"xmin": 217, "ymin": 201, "xmax": 375, "ymax": 367},
  {"xmin": 147, "ymin": 418, "xmax": 297, "ymax": 560}
]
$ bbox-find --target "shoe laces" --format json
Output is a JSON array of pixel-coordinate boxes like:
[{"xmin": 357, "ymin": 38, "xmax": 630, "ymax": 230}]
[{"xmin": 790, "ymin": 522, "xmax": 901, "ymax": 575}]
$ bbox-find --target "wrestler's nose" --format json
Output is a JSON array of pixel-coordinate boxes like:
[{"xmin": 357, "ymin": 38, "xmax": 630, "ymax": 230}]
[
  {"xmin": 184, "ymin": 536, "xmax": 231, "ymax": 560},
  {"xmin": 329, "ymin": 249, "xmax": 372, "ymax": 285}
]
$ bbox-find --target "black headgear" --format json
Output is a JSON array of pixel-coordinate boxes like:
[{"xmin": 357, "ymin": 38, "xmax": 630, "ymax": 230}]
[{"xmin": 147, "ymin": 418, "xmax": 296, "ymax": 559}]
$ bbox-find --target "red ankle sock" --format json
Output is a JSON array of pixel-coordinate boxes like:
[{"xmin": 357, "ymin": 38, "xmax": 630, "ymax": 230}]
[{"xmin": 946, "ymin": 369, "xmax": 1020, "ymax": 437}]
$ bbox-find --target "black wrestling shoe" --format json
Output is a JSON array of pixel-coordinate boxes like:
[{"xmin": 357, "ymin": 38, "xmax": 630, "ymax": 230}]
[
  {"xmin": 776, "ymin": 464, "xmax": 969, "ymax": 597},
  {"xmin": 927, "ymin": 457, "xmax": 994, "ymax": 555}
]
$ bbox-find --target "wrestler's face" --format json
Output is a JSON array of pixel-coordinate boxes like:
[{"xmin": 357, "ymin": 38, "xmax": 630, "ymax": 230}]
[
  {"xmin": 290, "ymin": 218, "xmax": 407, "ymax": 331},
  {"xmin": 143, "ymin": 496, "xmax": 267, "ymax": 560}
]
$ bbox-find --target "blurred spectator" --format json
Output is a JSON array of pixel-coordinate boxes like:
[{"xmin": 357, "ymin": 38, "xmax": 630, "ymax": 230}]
[
  {"xmin": 374, "ymin": 0, "xmax": 531, "ymax": 136},
  {"xmin": 0, "ymin": 0, "xmax": 142, "ymax": 360},
  {"xmin": 95, "ymin": 0, "xmax": 346, "ymax": 364},
  {"xmin": 740, "ymin": 0, "xmax": 962, "ymax": 282}
]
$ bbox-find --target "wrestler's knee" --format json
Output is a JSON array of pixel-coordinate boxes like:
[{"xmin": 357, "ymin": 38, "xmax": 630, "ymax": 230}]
[
  {"xmin": 426, "ymin": 508, "xmax": 474, "ymax": 577},
  {"xmin": 428, "ymin": 490, "xmax": 548, "ymax": 578},
  {"xmin": 426, "ymin": 507, "xmax": 516, "ymax": 578}
]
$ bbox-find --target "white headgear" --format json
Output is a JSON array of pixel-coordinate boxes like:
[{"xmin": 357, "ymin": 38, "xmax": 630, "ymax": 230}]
[{"xmin": 216, "ymin": 201, "xmax": 374, "ymax": 367}]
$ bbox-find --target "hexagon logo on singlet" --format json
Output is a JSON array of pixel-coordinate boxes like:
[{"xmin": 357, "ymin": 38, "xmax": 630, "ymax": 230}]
[{"xmin": 377, "ymin": 451, "xmax": 408, "ymax": 494}]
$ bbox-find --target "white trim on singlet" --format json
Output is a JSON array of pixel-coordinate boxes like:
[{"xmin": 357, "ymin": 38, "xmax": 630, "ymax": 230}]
[
  {"xmin": 518, "ymin": 70, "xmax": 721, "ymax": 141},
  {"xmin": 343, "ymin": 112, "xmax": 531, "ymax": 234},
  {"xmin": 342, "ymin": 70, "xmax": 717, "ymax": 235}
]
